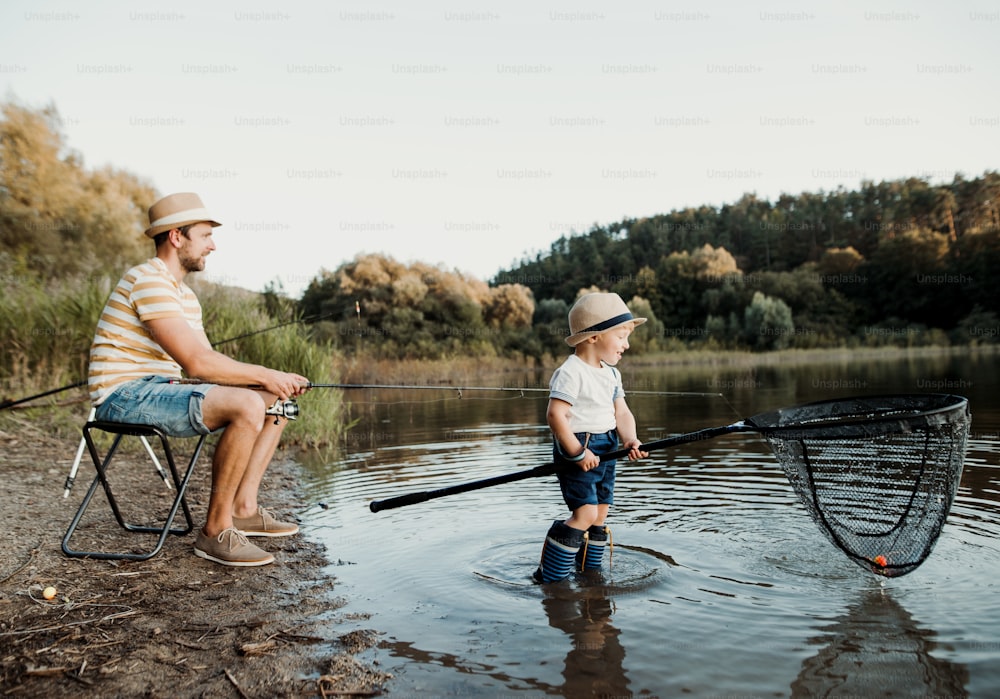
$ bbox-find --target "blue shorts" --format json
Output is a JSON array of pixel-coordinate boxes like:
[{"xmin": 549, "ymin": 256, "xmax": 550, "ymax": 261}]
[
  {"xmin": 555, "ymin": 429, "xmax": 618, "ymax": 511},
  {"xmin": 94, "ymin": 376, "xmax": 216, "ymax": 438}
]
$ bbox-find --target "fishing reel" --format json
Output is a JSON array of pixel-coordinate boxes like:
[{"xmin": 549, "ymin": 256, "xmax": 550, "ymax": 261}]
[{"xmin": 266, "ymin": 398, "xmax": 300, "ymax": 424}]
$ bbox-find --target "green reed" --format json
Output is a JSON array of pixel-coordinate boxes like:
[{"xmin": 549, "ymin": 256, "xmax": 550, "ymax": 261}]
[{"xmin": 1, "ymin": 272, "xmax": 345, "ymax": 447}]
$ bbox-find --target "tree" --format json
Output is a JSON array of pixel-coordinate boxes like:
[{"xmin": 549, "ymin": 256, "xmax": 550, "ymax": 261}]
[
  {"xmin": 299, "ymin": 253, "xmax": 539, "ymax": 359},
  {"xmin": 532, "ymin": 297, "xmax": 570, "ymax": 357},
  {"xmin": 817, "ymin": 246, "xmax": 864, "ymax": 278},
  {"xmin": 484, "ymin": 284, "xmax": 533, "ymax": 329},
  {"xmin": 691, "ymin": 243, "xmax": 740, "ymax": 280},
  {"xmin": 951, "ymin": 226, "xmax": 1000, "ymax": 313},
  {"xmin": 743, "ymin": 291, "xmax": 795, "ymax": 350},
  {"xmin": 0, "ymin": 100, "xmax": 153, "ymax": 278},
  {"xmin": 863, "ymin": 227, "xmax": 955, "ymax": 326}
]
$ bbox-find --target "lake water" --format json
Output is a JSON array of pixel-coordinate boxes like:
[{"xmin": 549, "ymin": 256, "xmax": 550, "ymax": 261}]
[{"xmin": 298, "ymin": 349, "xmax": 1000, "ymax": 697}]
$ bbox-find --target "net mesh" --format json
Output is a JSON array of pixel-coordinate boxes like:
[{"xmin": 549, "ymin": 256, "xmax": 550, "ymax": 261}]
[{"xmin": 747, "ymin": 394, "xmax": 970, "ymax": 578}]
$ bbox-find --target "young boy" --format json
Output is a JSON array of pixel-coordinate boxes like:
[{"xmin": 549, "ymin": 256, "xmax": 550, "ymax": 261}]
[{"xmin": 534, "ymin": 292, "xmax": 648, "ymax": 583}]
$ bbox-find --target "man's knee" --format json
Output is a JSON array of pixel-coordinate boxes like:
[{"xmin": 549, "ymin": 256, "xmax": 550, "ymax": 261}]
[{"xmin": 204, "ymin": 388, "xmax": 268, "ymax": 431}]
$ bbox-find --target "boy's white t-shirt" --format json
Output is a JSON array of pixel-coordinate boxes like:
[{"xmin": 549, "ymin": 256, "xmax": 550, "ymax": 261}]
[{"xmin": 548, "ymin": 354, "xmax": 624, "ymax": 434}]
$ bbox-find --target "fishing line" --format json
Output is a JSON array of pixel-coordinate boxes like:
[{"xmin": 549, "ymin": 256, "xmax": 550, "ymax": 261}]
[
  {"xmin": 345, "ymin": 394, "xmax": 545, "ymax": 408},
  {"xmin": 308, "ymin": 383, "xmax": 723, "ymax": 398},
  {"xmin": 336, "ymin": 384, "xmax": 729, "ymax": 421}
]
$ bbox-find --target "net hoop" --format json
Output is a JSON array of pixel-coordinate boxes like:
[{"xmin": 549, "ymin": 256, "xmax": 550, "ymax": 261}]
[
  {"xmin": 745, "ymin": 393, "xmax": 969, "ymax": 440},
  {"xmin": 748, "ymin": 393, "xmax": 971, "ymax": 578}
]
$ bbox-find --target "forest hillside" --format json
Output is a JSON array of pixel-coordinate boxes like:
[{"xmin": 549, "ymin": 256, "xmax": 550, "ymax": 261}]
[{"xmin": 3, "ymin": 100, "xmax": 998, "ymax": 366}]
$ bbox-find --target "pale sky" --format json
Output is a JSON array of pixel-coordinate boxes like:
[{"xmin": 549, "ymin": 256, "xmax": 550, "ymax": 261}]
[{"xmin": 2, "ymin": 1, "xmax": 997, "ymax": 296}]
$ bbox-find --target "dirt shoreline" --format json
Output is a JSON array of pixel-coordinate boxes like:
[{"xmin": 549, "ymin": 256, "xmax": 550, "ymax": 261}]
[{"xmin": 0, "ymin": 422, "xmax": 391, "ymax": 697}]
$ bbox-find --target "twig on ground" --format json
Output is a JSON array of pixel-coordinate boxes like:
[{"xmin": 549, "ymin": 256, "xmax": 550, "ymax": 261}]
[
  {"xmin": 0, "ymin": 545, "xmax": 40, "ymax": 583},
  {"xmin": 0, "ymin": 608, "xmax": 138, "ymax": 638},
  {"xmin": 225, "ymin": 668, "xmax": 250, "ymax": 699}
]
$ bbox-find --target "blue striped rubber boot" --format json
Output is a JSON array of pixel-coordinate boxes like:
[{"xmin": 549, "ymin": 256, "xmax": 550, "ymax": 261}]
[
  {"xmin": 576, "ymin": 525, "xmax": 610, "ymax": 571},
  {"xmin": 533, "ymin": 520, "xmax": 585, "ymax": 583}
]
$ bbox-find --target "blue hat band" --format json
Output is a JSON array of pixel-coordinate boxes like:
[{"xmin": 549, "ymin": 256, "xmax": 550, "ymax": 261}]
[{"xmin": 580, "ymin": 312, "xmax": 634, "ymax": 334}]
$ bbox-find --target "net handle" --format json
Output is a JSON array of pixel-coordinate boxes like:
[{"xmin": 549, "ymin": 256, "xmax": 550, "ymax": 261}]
[
  {"xmin": 597, "ymin": 422, "xmax": 750, "ymax": 462},
  {"xmin": 369, "ymin": 421, "xmax": 749, "ymax": 512},
  {"xmin": 369, "ymin": 394, "xmax": 969, "ymax": 513}
]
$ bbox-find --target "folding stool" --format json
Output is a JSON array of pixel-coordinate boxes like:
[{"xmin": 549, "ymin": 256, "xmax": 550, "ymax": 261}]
[{"xmin": 62, "ymin": 420, "xmax": 208, "ymax": 561}]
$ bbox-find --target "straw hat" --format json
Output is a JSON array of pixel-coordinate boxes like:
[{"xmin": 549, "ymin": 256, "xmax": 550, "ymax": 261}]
[
  {"xmin": 565, "ymin": 292, "xmax": 647, "ymax": 346},
  {"xmin": 144, "ymin": 192, "xmax": 222, "ymax": 238}
]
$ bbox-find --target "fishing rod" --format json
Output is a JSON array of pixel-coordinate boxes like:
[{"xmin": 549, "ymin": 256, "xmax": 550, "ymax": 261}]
[
  {"xmin": 211, "ymin": 311, "xmax": 336, "ymax": 347},
  {"xmin": 0, "ymin": 380, "xmax": 87, "ymax": 410},
  {"xmin": 305, "ymin": 383, "xmax": 724, "ymax": 398},
  {"xmin": 0, "ymin": 311, "xmax": 336, "ymax": 411}
]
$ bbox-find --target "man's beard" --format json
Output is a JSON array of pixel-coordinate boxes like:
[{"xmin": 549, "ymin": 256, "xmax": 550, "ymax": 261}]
[{"xmin": 179, "ymin": 249, "xmax": 206, "ymax": 273}]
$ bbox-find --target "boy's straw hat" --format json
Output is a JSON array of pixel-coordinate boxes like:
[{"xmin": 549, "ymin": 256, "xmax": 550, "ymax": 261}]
[
  {"xmin": 565, "ymin": 292, "xmax": 647, "ymax": 346},
  {"xmin": 144, "ymin": 192, "xmax": 222, "ymax": 238}
]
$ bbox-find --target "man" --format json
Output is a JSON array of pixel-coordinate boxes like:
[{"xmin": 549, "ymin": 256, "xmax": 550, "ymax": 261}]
[{"xmin": 88, "ymin": 192, "xmax": 309, "ymax": 567}]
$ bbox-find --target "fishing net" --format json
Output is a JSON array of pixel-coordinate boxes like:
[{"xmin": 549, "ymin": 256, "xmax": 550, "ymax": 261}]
[{"xmin": 747, "ymin": 394, "xmax": 971, "ymax": 577}]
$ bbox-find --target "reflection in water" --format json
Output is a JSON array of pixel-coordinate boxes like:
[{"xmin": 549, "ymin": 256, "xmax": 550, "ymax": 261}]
[
  {"xmin": 379, "ymin": 638, "xmax": 560, "ymax": 694},
  {"xmin": 791, "ymin": 588, "xmax": 969, "ymax": 698},
  {"xmin": 542, "ymin": 575, "xmax": 632, "ymax": 699},
  {"xmin": 304, "ymin": 351, "xmax": 1000, "ymax": 697}
]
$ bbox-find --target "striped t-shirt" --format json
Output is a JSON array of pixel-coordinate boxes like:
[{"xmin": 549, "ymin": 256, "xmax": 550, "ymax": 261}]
[{"xmin": 88, "ymin": 257, "xmax": 204, "ymax": 406}]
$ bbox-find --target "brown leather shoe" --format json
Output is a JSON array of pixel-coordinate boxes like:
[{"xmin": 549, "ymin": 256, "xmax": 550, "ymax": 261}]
[
  {"xmin": 194, "ymin": 527, "xmax": 274, "ymax": 567},
  {"xmin": 232, "ymin": 506, "xmax": 300, "ymax": 537}
]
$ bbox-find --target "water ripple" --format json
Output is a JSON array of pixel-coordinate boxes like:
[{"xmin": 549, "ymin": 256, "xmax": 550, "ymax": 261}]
[{"xmin": 302, "ymin": 388, "xmax": 1000, "ymax": 698}]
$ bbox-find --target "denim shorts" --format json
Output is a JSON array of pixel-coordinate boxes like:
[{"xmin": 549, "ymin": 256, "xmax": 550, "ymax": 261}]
[
  {"xmin": 554, "ymin": 429, "xmax": 618, "ymax": 510},
  {"xmin": 94, "ymin": 376, "xmax": 216, "ymax": 438}
]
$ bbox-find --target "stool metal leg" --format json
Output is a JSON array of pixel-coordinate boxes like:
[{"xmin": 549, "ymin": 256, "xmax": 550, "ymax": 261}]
[
  {"xmin": 64, "ymin": 408, "xmax": 171, "ymax": 497},
  {"xmin": 62, "ymin": 422, "xmax": 208, "ymax": 561}
]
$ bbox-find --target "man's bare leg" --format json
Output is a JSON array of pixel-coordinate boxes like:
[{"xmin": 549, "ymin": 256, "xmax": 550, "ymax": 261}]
[
  {"xmin": 200, "ymin": 388, "xmax": 266, "ymax": 537},
  {"xmin": 232, "ymin": 416, "xmax": 287, "ymax": 519}
]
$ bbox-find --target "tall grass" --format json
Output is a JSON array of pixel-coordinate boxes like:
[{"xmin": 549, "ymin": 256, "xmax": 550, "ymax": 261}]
[
  {"xmin": 194, "ymin": 281, "xmax": 345, "ymax": 446},
  {"xmin": 0, "ymin": 269, "xmax": 109, "ymax": 401},
  {"xmin": 1, "ymin": 270, "xmax": 345, "ymax": 447}
]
